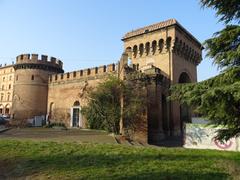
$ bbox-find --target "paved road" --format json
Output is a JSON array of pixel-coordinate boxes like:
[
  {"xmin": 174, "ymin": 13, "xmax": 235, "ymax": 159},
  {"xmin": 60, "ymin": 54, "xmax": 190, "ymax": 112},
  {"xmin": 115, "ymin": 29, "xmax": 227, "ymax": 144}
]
[{"xmin": 0, "ymin": 128, "xmax": 117, "ymax": 144}]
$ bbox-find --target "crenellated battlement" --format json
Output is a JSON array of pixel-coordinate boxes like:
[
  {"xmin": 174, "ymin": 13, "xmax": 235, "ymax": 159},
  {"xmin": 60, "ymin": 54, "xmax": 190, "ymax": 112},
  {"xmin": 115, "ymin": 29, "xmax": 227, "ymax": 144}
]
[
  {"xmin": 0, "ymin": 62, "xmax": 14, "ymax": 69},
  {"xmin": 49, "ymin": 63, "xmax": 117, "ymax": 84},
  {"xmin": 14, "ymin": 54, "xmax": 64, "ymax": 73},
  {"xmin": 16, "ymin": 54, "xmax": 63, "ymax": 69}
]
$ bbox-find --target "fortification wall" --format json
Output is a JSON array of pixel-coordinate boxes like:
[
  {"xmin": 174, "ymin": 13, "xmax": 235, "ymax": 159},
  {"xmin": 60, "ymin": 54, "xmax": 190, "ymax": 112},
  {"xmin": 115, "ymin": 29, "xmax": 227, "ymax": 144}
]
[
  {"xmin": 0, "ymin": 63, "xmax": 14, "ymax": 69},
  {"xmin": 49, "ymin": 63, "xmax": 117, "ymax": 84},
  {"xmin": 13, "ymin": 69, "xmax": 50, "ymax": 120},
  {"xmin": 47, "ymin": 63, "xmax": 118, "ymax": 127},
  {"xmin": 16, "ymin": 54, "xmax": 63, "ymax": 70},
  {"xmin": 12, "ymin": 54, "xmax": 64, "ymax": 121}
]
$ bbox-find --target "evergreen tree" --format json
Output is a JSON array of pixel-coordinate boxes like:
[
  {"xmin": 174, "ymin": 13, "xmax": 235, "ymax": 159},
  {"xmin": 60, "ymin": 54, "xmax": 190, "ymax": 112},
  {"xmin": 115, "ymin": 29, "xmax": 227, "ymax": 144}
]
[{"xmin": 170, "ymin": 0, "xmax": 240, "ymax": 141}]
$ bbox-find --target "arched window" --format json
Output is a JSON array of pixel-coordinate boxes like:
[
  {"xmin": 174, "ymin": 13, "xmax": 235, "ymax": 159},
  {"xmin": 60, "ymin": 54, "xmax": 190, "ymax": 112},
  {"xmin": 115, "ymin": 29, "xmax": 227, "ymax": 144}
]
[
  {"xmin": 0, "ymin": 104, "xmax": 3, "ymax": 114},
  {"xmin": 127, "ymin": 57, "xmax": 132, "ymax": 67},
  {"xmin": 139, "ymin": 43, "xmax": 144, "ymax": 57},
  {"xmin": 190, "ymin": 48, "xmax": 193, "ymax": 59},
  {"xmin": 133, "ymin": 45, "xmax": 138, "ymax": 58},
  {"xmin": 190, "ymin": 49, "xmax": 194, "ymax": 60},
  {"xmin": 184, "ymin": 45, "xmax": 188, "ymax": 58},
  {"xmin": 72, "ymin": 101, "xmax": 82, "ymax": 128},
  {"xmin": 145, "ymin": 42, "xmax": 150, "ymax": 55},
  {"xmin": 182, "ymin": 43, "xmax": 186, "ymax": 55},
  {"xmin": 158, "ymin": 39, "xmax": 164, "ymax": 52},
  {"xmin": 166, "ymin": 37, "xmax": 172, "ymax": 50},
  {"xmin": 125, "ymin": 47, "xmax": 132, "ymax": 59},
  {"xmin": 194, "ymin": 51, "xmax": 197, "ymax": 60},
  {"xmin": 179, "ymin": 40, "xmax": 183, "ymax": 55},
  {"xmin": 152, "ymin": 40, "xmax": 157, "ymax": 54},
  {"xmin": 0, "ymin": 93, "xmax": 4, "ymax": 101},
  {"xmin": 73, "ymin": 101, "xmax": 80, "ymax": 106},
  {"xmin": 174, "ymin": 37, "xmax": 179, "ymax": 53},
  {"xmin": 5, "ymin": 104, "xmax": 10, "ymax": 115},
  {"xmin": 7, "ymin": 93, "xmax": 10, "ymax": 101},
  {"xmin": 179, "ymin": 72, "xmax": 191, "ymax": 83},
  {"xmin": 188, "ymin": 47, "xmax": 192, "ymax": 59}
]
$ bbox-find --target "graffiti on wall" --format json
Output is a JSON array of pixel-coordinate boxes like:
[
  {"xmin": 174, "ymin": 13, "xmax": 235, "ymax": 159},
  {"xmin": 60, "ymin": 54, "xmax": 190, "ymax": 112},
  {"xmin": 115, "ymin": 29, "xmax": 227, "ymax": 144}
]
[{"xmin": 184, "ymin": 123, "xmax": 240, "ymax": 151}]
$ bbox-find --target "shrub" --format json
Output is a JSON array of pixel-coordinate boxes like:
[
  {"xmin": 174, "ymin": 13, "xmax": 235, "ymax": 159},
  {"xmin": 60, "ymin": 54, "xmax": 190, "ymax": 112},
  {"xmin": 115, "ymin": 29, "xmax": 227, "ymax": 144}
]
[
  {"xmin": 82, "ymin": 74, "xmax": 147, "ymax": 136},
  {"xmin": 46, "ymin": 122, "xmax": 67, "ymax": 129},
  {"xmin": 81, "ymin": 76, "xmax": 122, "ymax": 134}
]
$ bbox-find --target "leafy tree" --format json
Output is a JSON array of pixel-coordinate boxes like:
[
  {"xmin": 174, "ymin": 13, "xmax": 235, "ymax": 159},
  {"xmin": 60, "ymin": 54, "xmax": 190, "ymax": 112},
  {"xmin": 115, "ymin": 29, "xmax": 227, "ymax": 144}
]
[
  {"xmin": 81, "ymin": 73, "xmax": 147, "ymax": 136},
  {"xmin": 81, "ymin": 76, "xmax": 122, "ymax": 134},
  {"xmin": 170, "ymin": 0, "xmax": 240, "ymax": 141},
  {"xmin": 122, "ymin": 71, "xmax": 148, "ymax": 137}
]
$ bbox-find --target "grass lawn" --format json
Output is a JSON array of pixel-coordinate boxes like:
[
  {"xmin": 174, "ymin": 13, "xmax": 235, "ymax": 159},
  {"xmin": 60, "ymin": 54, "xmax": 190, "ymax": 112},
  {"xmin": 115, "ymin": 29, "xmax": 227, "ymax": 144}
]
[{"xmin": 0, "ymin": 140, "xmax": 239, "ymax": 180}]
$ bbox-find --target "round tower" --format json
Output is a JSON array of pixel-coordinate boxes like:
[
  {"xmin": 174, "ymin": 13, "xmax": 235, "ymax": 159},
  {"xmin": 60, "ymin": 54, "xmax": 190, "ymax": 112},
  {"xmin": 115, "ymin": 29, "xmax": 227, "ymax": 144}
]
[{"xmin": 12, "ymin": 54, "xmax": 64, "ymax": 121}]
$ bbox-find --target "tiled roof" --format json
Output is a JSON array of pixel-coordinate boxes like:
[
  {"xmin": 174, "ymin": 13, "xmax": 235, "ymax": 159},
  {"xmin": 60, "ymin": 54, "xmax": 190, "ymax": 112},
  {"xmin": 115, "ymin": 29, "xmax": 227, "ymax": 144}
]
[
  {"xmin": 122, "ymin": 19, "xmax": 202, "ymax": 47},
  {"xmin": 122, "ymin": 19, "xmax": 177, "ymax": 40}
]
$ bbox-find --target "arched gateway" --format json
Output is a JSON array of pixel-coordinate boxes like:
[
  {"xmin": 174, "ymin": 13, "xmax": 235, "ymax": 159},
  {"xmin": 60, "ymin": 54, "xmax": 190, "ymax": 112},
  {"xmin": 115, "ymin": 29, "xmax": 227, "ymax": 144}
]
[{"xmin": 178, "ymin": 72, "xmax": 192, "ymax": 133}]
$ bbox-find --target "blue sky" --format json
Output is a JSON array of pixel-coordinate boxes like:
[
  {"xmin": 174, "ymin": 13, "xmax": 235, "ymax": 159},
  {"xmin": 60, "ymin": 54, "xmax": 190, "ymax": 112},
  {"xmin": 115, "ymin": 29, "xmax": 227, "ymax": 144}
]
[{"xmin": 0, "ymin": 0, "xmax": 224, "ymax": 81}]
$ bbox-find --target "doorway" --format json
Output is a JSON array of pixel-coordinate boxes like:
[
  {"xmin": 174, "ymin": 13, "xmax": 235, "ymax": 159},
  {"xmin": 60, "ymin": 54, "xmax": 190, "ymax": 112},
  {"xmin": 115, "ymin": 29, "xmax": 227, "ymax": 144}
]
[
  {"xmin": 71, "ymin": 101, "xmax": 82, "ymax": 128},
  {"xmin": 72, "ymin": 108, "xmax": 80, "ymax": 127}
]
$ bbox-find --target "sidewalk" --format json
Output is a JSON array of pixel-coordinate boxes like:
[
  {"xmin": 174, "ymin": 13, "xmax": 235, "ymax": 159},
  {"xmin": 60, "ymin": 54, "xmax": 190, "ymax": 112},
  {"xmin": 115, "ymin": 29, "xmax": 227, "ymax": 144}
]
[{"xmin": 0, "ymin": 126, "xmax": 10, "ymax": 133}]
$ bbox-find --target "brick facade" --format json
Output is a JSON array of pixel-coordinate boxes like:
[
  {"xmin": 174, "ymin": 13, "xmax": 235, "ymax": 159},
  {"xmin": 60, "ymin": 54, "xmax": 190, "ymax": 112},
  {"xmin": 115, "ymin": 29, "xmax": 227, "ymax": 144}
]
[{"xmin": 0, "ymin": 19, "xmax": 202, "ymax": 144}]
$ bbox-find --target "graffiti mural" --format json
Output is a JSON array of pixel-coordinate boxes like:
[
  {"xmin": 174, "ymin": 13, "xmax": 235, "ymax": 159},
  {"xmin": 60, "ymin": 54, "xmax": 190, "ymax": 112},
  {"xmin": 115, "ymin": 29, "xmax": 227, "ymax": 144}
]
[{"xmin": 184, "ymin": 123, "xmax": 240, "ymax": 152}]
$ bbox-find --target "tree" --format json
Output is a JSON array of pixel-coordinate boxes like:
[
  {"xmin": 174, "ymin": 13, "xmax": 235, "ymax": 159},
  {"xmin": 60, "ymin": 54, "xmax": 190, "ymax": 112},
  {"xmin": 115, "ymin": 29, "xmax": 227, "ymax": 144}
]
[
  {"xmin": 81, "ymin": 73, "xmax": 147, "ymax": 136},
  {"xmin": 204, "ymin": 25, "xmax": 240, "ymax": 69},
  {"xmin": 81, "ymin": 76, "xmax": 122, "ymax": 134},
  {"xmin": 122, "ymin": 71, "xmax": 148, "ymax": 137},
  {"xmin": 200, "ymin": 0, "xmax": 240, "ymax": 23},
  {"xmin": 170, "ymin": 0, "xmax": 240, "ymax": 141}
]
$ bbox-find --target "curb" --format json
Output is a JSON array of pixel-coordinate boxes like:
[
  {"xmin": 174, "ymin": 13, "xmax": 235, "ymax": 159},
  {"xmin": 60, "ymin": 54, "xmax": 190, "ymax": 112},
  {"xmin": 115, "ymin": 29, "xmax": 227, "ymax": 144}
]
[{"xmin": 0, "ymin": 128, "xmax": 11, "ymax": 133}]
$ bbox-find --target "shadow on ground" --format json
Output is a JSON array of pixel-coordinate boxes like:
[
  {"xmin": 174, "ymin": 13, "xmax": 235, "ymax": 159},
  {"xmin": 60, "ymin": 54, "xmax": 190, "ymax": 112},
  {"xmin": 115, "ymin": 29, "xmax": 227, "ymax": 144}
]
[{"xmin": 0, "ymin": 140, "xmax": 239, "ymax": 179}]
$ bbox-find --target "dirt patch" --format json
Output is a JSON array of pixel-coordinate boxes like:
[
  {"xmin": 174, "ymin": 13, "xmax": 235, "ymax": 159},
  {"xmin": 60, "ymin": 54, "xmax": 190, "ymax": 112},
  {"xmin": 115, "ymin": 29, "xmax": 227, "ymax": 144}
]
[
  {"xmin": 0, "ymin": 128, "xmax": 116, "ymax": 144},
  {"xmin": 219, "ymin": 160, "xmax": 240, "ymax": 180}
]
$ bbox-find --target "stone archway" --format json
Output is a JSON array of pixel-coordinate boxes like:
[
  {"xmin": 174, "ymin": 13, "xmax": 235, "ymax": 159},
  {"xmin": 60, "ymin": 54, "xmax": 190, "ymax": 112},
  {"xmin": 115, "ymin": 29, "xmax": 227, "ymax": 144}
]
[
  {"xmin": 178, "ymin": 72, "xmax": 192, "ymax": 133},
  {"xmin": 179, "ymin": 72, "xmax": 191, "ymax": 84}
]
